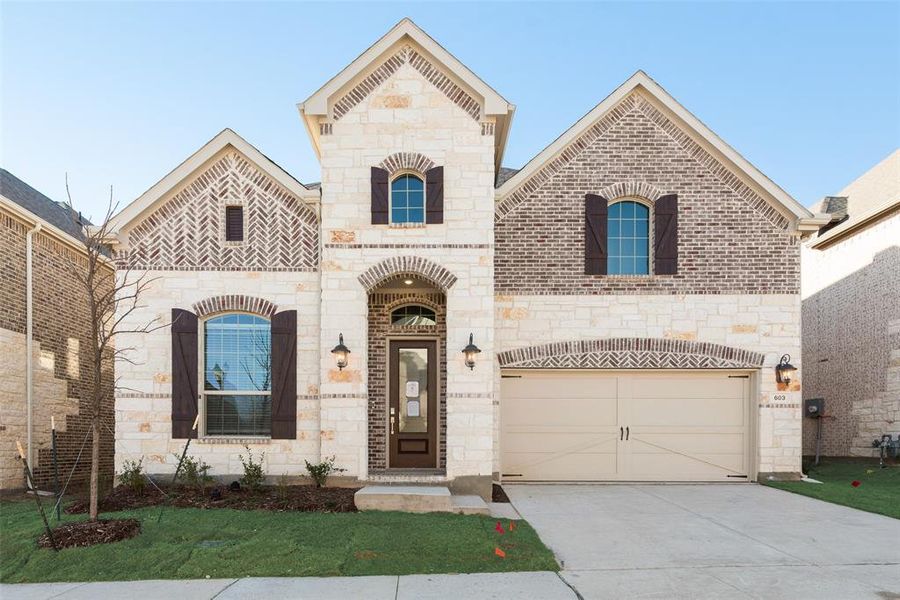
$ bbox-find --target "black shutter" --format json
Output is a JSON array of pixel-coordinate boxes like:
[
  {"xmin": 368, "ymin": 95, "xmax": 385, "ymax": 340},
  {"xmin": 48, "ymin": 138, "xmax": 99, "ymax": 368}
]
[
  {"xmin": 425, "ymin": 166, "xmax": 444, "ymax": 224},
  {"xmin": 371, "ymin": 167, "xmax": 389, "ymax": 224},
  {"xmin": 225, "ymin": 206, "xmax": 244, "ymax": 241},
  {"xmin": 654, "ymin": 194, "xmax": 678, "ymax": 275},
  {"xmin": 171, "ymin": 309, "xmax": 198, "ymax": 439},
  {"xmin": 585, "ymin": 194, "xmax": 608, "ymax": 275},
  {"xmin": 270, "ymin": 310, "xmax": 297, "ymax": 439}
]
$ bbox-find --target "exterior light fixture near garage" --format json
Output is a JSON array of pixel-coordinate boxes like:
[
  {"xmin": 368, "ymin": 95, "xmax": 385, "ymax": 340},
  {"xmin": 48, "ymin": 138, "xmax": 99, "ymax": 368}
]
[
  {"xmin": 331, "ymin": 333, "xmax": 351, "ymax": 371},
  {"xmin": 462, "ymin": 333, "xmax": 481, "ymax": 370},
  {"xmin": 775, "ymin": 354, "xmax": 797, "ymax": 386}
]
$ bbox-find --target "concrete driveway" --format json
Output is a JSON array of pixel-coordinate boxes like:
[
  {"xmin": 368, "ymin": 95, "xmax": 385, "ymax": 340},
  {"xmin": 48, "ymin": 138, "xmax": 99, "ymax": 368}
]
[{"xmin": 507, "ymin": 484, "xmax": 900, "ymax": 600}]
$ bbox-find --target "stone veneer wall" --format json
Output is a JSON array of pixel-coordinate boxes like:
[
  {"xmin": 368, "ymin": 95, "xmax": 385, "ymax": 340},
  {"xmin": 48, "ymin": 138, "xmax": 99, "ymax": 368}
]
[
  {"xmin": 317, "ymin": 50, "xmax": 495, "ymax": 485},
  {"xmin": 495, "ymin": 294, "xmax": 803, "ymax": 476},
  {"xmin": 366, "ymin": 288, "xmax": 446, "ymax": 470},
  {"xmin": 0, "ymin": 208, "xmax": 115, "ymax": 490},
  {"xmin": 802, "ymin": 213, "xmax": 900, "ymax": 456}
]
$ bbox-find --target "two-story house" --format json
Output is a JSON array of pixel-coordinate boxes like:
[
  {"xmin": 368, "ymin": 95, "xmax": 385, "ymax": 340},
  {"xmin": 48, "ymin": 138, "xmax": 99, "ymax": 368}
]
[{"xmin": 108, "ymin": 19, "xmax": 826, "ymax": 499}]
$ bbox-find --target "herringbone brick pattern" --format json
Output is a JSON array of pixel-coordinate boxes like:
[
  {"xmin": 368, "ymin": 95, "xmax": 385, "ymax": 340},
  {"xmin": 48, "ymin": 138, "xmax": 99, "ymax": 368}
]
[
  {"xmin": 119, "ymin": 152, "xmax": 318, "ymax": 271},
  {"xmin": 498, "ymin": 338, "xmax": 765, "ymax": 370}
]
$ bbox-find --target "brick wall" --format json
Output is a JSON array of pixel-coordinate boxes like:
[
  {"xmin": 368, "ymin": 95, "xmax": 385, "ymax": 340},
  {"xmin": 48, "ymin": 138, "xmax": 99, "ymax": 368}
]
[
  {"xmin": 0, "ymin": 208, "xmax": 115, "ymax": 491},
  {"xmin": 495, "ymin": 92, "xmax": 800, "ymax": 295},
  {"xmin": 802, "ymin": 214, "xmax": 900, "ymax": 456},
  {"xmin": 366, "ymin": 289, "xmax": 446, "ymax": 470}
]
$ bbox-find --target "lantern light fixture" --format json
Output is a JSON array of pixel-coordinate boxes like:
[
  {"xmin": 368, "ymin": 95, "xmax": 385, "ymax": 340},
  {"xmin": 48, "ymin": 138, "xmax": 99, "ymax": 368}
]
[
  {"xmin": 461, "ymin": 333, "xmax": 481, "ymax": 370},
  {"xmin": 331, "ymin": 333, "xmax": 351, "ymax": 371},
  {"xmin": 775, "ymin": 354, "xmax": 797, "ymax": 386}
]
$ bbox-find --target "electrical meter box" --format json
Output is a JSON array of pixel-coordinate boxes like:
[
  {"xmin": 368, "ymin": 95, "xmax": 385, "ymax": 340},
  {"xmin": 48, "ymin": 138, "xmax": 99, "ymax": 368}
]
[{"xmin": 804, "ymin": 398, "xmax": 824, "ymax": 418}]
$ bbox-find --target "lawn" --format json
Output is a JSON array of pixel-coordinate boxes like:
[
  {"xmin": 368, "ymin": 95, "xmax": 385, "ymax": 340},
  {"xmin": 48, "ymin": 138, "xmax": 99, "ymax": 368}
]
[
  {"xmin": 0, "ymin": 500, "xmax": 557, "ymax": 583},
  {"xmin": 764, "ymin": 458, "xmax": 900, "ymax": 519}
]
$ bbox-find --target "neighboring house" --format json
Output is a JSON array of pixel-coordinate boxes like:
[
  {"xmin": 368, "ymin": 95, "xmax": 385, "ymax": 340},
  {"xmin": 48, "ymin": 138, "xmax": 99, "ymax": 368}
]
[
  {"xmin": 802, "ymin": 150, "xmax": 900, "ymax": 457},
  {"xmin": 0, "ymin": 170, "xmax": 115, "ymax": 491},
  {"xmin": 107, "ymin": 19, "xmax": 826, "ymax": 498}
]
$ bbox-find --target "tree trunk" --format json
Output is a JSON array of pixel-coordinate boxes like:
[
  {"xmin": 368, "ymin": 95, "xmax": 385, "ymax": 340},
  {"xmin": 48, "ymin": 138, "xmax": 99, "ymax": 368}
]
[{"xmin": 89, "ymin": 415, "xmax": 100, "ymax": 521}]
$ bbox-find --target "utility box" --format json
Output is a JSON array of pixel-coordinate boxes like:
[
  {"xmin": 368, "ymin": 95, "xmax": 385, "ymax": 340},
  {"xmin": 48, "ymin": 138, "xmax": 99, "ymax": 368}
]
[{"xmin": 804, "ymin": 398, "xmax": 824, "ymax": 418}]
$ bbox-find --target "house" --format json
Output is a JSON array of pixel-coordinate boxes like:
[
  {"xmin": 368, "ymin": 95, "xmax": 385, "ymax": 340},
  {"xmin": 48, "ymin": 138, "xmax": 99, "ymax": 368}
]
[
  {"xmin": 107, "ymin": 19, "xmax": 827, "ymax": 499},
  {"xmin": 0, "ymin": 170, "xmax": 115, "ymax": 491},
  {"xmin": 801, "ymin": 150, "xmax": 900, "ymax": 457}
]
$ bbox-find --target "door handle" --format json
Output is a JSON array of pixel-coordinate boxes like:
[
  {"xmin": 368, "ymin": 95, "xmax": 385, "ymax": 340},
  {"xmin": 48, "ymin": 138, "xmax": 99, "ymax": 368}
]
[
  {"xmin": 626, "ymin": 426, "xmax": 630, "ymax": 441},
  {"xmin": 620, "ymin": 426, "xmax": 624, "ymax": 441},
  {"xmin": 390, "ymin": 417, "xmax": 395, "ymax": 435}
]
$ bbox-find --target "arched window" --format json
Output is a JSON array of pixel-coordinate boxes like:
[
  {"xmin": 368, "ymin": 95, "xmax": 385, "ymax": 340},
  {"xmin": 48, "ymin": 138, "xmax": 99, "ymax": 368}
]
[
  {"xmin": 391, "ymin": 305, "xmax": 437, "ymax": 326},
  {"xmin": 391, "ymin": 174, "xmax": 425, "ymax": 224},
  {"xmin": 202, "ymin": 313, "xmax": 272, "ymax": 436},
  {"xmin": 608, "ymin": 200, "xmax": 650, "ymax": 275}
]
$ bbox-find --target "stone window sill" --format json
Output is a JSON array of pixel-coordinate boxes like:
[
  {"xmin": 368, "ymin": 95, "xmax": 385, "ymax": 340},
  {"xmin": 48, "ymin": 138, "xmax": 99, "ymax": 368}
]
[
  {"xmin": 197, "ymin": 437, "xmax": 272, "ymax": 445},
  {"xmin": 388, "ymin": 222, "xmax": 427, "ymax": 229}
]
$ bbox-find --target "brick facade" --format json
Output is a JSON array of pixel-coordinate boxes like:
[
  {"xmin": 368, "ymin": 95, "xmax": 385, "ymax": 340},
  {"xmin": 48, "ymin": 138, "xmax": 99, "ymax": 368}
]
[
  {"xmin": 495, "ymin": 92, "xmax": 799, "ymax": 295},
  {"xmin": 366, "ymin": 287, "xmax": 446, "ymax": 470},
  {"xmin": 0, "ymin": 208, "xmax": 115, "ymax": 491}
]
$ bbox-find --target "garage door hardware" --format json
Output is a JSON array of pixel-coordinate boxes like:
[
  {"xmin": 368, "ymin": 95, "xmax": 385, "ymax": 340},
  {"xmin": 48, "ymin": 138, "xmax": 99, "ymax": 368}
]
[{"xmin": 619, "ymin": 426, "xmax": 630, "ymax": 440}]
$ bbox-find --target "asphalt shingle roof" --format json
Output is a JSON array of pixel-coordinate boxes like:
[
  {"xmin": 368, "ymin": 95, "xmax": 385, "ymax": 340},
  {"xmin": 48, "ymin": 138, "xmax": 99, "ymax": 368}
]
[{"xmin": 1, "ymin": 169, "xmax": 88, "ymax": 238}]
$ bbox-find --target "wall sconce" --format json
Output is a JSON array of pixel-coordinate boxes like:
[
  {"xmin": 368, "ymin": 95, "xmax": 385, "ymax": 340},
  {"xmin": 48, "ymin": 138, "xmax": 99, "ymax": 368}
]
[
  {"xmin": 331, "ymin": 333, "xmax": 351, "ymax": 371},
  {"xmin": 775, "ymin": 354, "xmax": 797, "ymax": 386},
  {"xmin": 461, "ymin": 333, "xmax": 481, "ymax": 370}
]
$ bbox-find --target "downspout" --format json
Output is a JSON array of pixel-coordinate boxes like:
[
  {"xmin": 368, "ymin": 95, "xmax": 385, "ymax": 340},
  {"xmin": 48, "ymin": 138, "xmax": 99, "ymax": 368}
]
[{"xmin": 26, "ymin": 222, "xmax": 42, "ymax": 483}]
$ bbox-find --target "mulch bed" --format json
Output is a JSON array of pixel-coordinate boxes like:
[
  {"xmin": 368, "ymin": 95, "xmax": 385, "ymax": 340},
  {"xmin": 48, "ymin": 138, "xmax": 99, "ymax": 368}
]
[
  {"xmin": 39, "ymin": 518, "xmax": 141, "ymax": 549},
  {"xmin": 65, "ymin": 484, "xmax": 359, "ymax": 514},
  {"xmin": 492, "ymin": 483, "xmax": 510, "ymax": 503}
]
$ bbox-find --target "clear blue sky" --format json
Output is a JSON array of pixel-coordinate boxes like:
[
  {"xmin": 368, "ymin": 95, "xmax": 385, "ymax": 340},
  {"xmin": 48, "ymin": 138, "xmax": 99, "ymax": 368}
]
[{"xmin": 2, "ymin": 2, "xmax": 898, "ymax": 219}]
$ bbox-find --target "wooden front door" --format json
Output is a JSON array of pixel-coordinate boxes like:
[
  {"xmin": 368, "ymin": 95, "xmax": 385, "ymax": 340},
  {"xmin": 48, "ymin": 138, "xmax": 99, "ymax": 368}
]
[{"xmin": 389, "ymin": 340, "xmax": 438, "ymax": 468}]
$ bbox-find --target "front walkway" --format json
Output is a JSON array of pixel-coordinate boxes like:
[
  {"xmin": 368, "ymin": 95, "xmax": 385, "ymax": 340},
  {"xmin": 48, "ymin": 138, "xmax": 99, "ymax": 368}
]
[
  {"xmin": 506, "ymin": 483, "xmax": 900, "ymax": 600},
  {"xmin": 1, "ymin": 572, "xmax": 576, "ymax": 600}
]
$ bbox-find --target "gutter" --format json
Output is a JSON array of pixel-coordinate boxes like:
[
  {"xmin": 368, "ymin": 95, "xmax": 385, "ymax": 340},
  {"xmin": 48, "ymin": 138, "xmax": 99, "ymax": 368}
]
[{"xmin": 26, "ymin": 221, "xmax": 42, "ymax": 483}]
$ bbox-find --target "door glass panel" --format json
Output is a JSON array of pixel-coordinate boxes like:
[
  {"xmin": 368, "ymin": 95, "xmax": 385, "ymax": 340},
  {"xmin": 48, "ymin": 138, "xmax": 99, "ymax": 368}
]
[{"xmin": 398, "ymin": 348, "xmax": 428, "ymax": 433}]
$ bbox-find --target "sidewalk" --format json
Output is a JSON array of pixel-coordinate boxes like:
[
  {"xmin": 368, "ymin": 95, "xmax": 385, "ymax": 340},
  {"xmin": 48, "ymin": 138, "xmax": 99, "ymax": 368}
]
[{"xmin": 1, "ymin": 572, "xmax": 577, "ymax": 600}]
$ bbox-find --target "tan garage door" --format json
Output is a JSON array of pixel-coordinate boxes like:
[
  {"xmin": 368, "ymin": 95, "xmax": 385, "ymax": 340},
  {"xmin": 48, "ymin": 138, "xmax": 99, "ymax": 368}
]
[{"xmin": 501, "ymin": 371, "xmax": 751, "ymax": 482}]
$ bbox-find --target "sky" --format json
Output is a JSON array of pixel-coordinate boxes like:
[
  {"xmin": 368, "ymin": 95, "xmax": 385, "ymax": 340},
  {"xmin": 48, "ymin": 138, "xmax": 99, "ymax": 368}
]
[{"xmin": 2, "ymin": 1, "xmax": 898, "ymax": 220}]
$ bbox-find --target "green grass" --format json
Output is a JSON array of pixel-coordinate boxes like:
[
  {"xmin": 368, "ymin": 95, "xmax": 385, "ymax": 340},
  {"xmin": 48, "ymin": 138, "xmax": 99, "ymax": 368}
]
[
  {"xmin": 0, "ymin": 500, "xmax": 557, "ymax": 583},
  {"xmin": 764, "ymin": 458, "xmax": 900, "ymax": 519}
]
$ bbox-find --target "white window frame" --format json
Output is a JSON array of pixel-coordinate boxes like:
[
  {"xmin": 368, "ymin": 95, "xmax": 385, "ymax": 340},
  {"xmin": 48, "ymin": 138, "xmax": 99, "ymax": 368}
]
[
  {"xmin": 198, "ymin": 311, "xmax": 272, "ymax": 439},
  {"xmin": 607, "ymin": 197, "xmax": 653, "ymax": 276},
  {"xmin": 389, "ymin": 170, "xmax": 427, "ymax": 225}
]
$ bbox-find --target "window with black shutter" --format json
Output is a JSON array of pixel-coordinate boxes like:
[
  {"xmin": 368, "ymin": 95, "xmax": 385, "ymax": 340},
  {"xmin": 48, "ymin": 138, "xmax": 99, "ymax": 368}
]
[{"xmin": 225, "ymin": 206, "xmax": 244, "ymax": 241}]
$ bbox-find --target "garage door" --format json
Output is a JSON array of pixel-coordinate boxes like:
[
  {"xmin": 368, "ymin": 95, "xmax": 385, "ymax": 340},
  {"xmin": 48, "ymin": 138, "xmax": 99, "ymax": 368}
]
[{"xmin": 500, "ymin": 371, "xmax": 751, "ymax": 482}]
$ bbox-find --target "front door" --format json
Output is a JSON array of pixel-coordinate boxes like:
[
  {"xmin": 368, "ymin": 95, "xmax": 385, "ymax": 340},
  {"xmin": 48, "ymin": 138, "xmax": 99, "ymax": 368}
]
[{"xmin": 389, "ymin": 340, "xmax": 438, "ymax": 468}]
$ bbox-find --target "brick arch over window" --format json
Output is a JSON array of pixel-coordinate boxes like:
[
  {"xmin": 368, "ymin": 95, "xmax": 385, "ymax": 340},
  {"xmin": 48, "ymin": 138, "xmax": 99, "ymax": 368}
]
[
  {"xmin": 358, "ymin": 256, "xmax": 457, "ymax": 293},
  {"xmin": 597, "ymin": 181, "xmax": 666, "ymax": 204},
  {"xmin": 192, "ymin": 295, "xmax": 278, "ymax": 318},
  {"xmin": 379, "ymin": 152, "xmax": 436, "ymax": 175},
  {"xmin": 497, "ymin": 338, "xmax": 765, "ymax": 370}
]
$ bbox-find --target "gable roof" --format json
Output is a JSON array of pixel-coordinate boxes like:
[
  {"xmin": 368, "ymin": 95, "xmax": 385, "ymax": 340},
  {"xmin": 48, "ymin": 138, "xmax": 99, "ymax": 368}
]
[
  {"xmin": 107, "ymin": 128, "xmax": 317, "ymax": 236},
  {"xmin": 0, "ymin": 168, "xmax": 89, "ymax": 239},
  {"xmin": 809, "ymin": 149, "xmax": 900, "ymax": 247},
  {"xmin": 496, "ymin": 71, "xmax": 827, "ymax": 232},
  {"xmin": 298, "ymin": 18, "xmax": 515, "ymax": 171}
]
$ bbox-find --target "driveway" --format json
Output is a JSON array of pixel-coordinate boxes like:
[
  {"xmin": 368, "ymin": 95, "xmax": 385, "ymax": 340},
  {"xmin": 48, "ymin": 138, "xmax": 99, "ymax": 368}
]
[{"xmin": 507, "ymin": 484, "xmax": 900, "ymax": 600}]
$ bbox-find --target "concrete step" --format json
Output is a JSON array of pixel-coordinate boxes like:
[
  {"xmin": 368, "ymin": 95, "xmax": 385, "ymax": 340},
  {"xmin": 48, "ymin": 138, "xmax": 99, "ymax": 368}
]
[
  {"xmin": 451, "ymin": 495, "xmax": 490, "ymax": 516},
  {"xmin": 355, "ymin": 485, "xmax": 453, "ymax": 513}
]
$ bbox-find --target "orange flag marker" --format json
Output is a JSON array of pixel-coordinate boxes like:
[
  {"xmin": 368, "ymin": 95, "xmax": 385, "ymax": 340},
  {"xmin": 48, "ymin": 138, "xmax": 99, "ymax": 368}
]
[
  {"xmin": 494, "ymin": 547, "xmax": 506, "ymax": 558},
  {"xmin": 508, "ymin": 521, "xmax": 516, "ymax": 531}
]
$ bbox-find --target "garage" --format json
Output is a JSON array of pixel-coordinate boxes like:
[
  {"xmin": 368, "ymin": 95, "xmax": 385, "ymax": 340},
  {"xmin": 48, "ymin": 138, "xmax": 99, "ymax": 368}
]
[{"xmin": 500, "ymin": 371, "xmax": 752, "ymax": 482}]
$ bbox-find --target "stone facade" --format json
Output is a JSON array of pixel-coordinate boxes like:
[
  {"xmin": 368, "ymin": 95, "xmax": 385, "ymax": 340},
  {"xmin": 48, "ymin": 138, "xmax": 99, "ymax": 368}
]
[
  {"xmin": 802, "ymin": 213, "xmax": 900, "ymax": 456},
  {"xmin": 0, "ymin": 207, "xmax": 115, "ymax": 491},
  {"xmin": 109, "ymin": 22, "xmax": 814, "ymax": 492}
]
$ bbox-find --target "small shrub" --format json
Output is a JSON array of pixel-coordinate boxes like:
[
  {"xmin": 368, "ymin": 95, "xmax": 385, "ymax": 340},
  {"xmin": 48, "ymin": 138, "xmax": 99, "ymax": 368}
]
[
  {"xmin": 175, "ymin": 453, "xmax": 213, "ymax": 491},
  {"xmin": 239, "ymin": 446, "xmax": 266, "ymax": 491},
  {"xmin": 304, "ymin": 456, "xmax": 345, "ymax": 488},
  {"xmin": 118, "ymin": 458, "xmax": 146, "ymax": 495}
]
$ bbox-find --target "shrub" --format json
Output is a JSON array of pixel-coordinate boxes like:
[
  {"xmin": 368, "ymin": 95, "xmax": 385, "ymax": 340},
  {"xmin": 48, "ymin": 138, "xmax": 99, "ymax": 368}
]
[
  {"xmin": 118, "ymin": 458, "xmax": 146, "ymax": 495},
  {"xmin": 239, "ymin": 446, "xmax": 266, "ymax": 491},
  {"xmin": 304, "ymin": 456, "xmax": 345, "ymax": 488},
  {"xmin": 176, "ymin": 454, "xmax": 213, "ymax": 491}
]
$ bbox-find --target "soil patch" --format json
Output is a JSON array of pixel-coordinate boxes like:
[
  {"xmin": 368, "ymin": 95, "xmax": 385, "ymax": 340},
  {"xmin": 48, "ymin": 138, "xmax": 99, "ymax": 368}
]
[
  {"xmin": 492, "ymin": 483, "xmax": 510, "ymax": 503},
  {"xmin": 38, "ymin": 518, "xmax": 141, "ymax": 549},
  {"xmin": 65, "ymin": 484, "xmax": 359, "ymax": 514}
]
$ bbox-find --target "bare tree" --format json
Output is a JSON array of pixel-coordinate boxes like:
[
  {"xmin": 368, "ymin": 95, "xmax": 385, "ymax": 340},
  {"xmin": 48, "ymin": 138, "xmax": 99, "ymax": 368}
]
[{"xmin": 66, "ymin": 179, "xmax": 162, "ymax": 521}]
